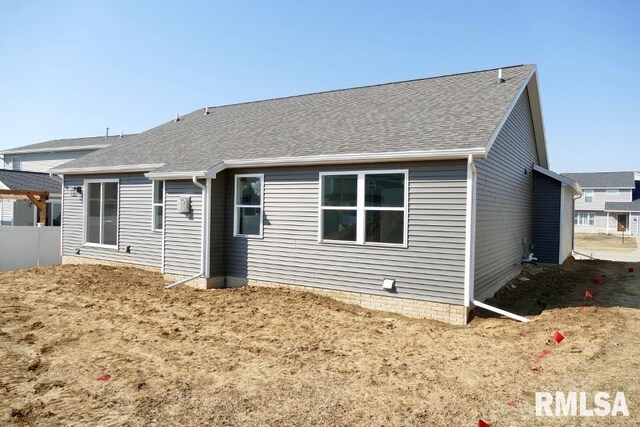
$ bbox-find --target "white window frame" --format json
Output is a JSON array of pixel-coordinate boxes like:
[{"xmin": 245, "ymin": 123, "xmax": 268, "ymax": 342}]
[
  {"xmin": 11, "ymin": 156, "xmax": 21, "ymax": 171},
  {"xmin": 584, "ymin": 190, "xmax": 594, "ymax": 203},
  {"xmin": 83, "ymin": 178, "xmax": 120, "ymax": 248},
  {"xmin": 318, "ymin": 169, "xmax": 409, "ymax": 248},
  {"xmin": 233, "ymin": 173, "xmax": 264, "ymax": 238},
  {"xmin": 606, "ymin": 189, "xmax": 620, "ymax": 196},
  {"xmin": 151, "ymin": 180, "xmax": 164, "ymax": 232},
  {"xmin": 574, "ymin": 212, "xmax": 596, "ymax": 226}
]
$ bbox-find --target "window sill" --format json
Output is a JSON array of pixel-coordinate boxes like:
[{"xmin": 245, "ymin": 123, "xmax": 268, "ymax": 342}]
[
  {"xmin": 83, "ymin": 243, "xmax": 119, "ymax": 250},
  {"xmin": 319, "ymin": 239, "xmax": 407, "ymax": 249},
  {"xmin": 234, "ymin": 234, "xmax": 264, "ymax": 239}
]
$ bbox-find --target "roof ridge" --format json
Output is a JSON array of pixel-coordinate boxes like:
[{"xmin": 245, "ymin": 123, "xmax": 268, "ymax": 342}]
[{"xmin": 202, "ymin": 64, "xmax": 531, "ymax": 112}]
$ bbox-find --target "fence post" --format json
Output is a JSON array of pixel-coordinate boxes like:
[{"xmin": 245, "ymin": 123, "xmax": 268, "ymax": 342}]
[{"xmin": 36, "ymin": 223, "xmax": 43, "ymax": 267}]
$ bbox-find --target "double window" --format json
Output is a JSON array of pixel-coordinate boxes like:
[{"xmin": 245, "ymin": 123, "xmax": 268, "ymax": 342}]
[
  {"xmin": 84, "ymin": 180, "xmax": 119, "ymax": 247},
  {"xmin": 152, "ymin": 180, "xmax": 164, "ymax": 231},
  {"xmin": 319, "ymin": 170, "xmax": 407, "ymax": 246},
  {"xmin": 606, "ymin": 189, "xmax": 620, "ymax": 196},
  {"xmin": 574, "ymin": 212, "xmax": 596, "ymax": 226},
  {"xmin": 584, "ymin": 190, "xmax": 594, "ymax": 203},
  {"xmin": 234, "ymin": 174, "xmax": 264, "ymax": 237}
]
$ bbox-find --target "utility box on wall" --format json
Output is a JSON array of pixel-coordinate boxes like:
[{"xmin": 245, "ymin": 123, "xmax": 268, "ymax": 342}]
[{"xmin": 177, "ymin": 197, "xmax": 191, "ymax": 214}]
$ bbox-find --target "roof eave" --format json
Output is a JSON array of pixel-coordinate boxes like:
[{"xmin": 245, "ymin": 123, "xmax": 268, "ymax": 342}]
[
  {"xmin": 0, "ymin": 144, "xmax": 111, "ymax": 155},
  {"xmin": 50, "ymin": 163, "xmax": 165, "ymax": 175}
]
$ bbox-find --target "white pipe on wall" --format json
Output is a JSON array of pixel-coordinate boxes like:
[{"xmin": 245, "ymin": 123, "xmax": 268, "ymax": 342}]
[{"xmin": 473, "ymin": 300, "xmax": 530, "ymax": 323}]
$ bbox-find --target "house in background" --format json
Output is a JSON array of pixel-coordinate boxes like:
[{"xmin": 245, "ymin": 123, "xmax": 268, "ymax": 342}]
[
  {"xmin": 563, "ymin": 171, "xmax": 640, "ymax": 236},
  {"xmin": 52, "ymin": 64, "xmax": 574, "ymax": 325},
  {"xmin": 0, "ymin": 134, "xmax": 133, "ymax": 226}
]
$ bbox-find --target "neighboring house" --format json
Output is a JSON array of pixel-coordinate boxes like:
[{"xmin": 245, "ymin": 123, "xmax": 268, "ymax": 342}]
[
  {"xmin": 52, "ymin": 64, "xmax": 574, "ymax": 325},
  {"xmin": 563, "ymin": 171, "xmax": 640, "ymax": 236},
  {"xmin": 0, "ymin": 135, "xmax": 133, "ymax": 226},
  {"xmin": 0, "ymin": 170, "xmax": 63, "ymax": 226}
]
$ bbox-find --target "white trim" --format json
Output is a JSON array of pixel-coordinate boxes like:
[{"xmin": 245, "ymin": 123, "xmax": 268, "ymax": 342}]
[
  {"xmin": 83, "ymin": 178, "xmax": 120, "ymax": 248},
  {"xmin": 146, "ymin": 149, "xmax": 487, "ymax": 180},
  {"xmin": 205, "ymin": 178, "xmax": 212, "ymax": 278},
  {"xmin": 160, "ymin": 179, "xmax": 167, "ymax": 273},
  {"xmin": 318, "ymin": 169, "xmax": 408, "ymax": 248},
  {"xmin": 233, "ymin": 173, "xmax": 265, "ymax": 238},
  {"xmin": 0, "ymin": 144, "xmax": 111, "ymax": 155},
  {"xmin": 463, "ymin": 155, "xmax": 477, "ymax": 307},
  {"xmin": 151, "ymin": 180, "xmax": 164, "ymax": 232},
  {"xmin": 52, "ymin": 163, "xmax": 165, "ymax": 174}
]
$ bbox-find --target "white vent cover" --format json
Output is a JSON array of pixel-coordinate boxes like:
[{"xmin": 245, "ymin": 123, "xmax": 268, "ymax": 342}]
[
  {"xmin": 382, "ymin": 278, "xmax": 395, "ymax": 291},
  {"xmin": 177, "ymin": 197, "xmax": 191, "ymax": 214}
]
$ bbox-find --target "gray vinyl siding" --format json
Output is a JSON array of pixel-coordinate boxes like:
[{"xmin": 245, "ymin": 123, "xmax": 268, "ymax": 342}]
[
  {"xmin": 223, "ymin": 161, "xmax": 468, "ymax": 305},
  {"xmin": 575, "ymin": 188, "xmax": 633, "ymax": 211},
  {"xmin": 560, "ymin": 186, "xmax": 574, "ymax": 261},
  {"xmin": 163, "ymin": 180, "xmax": 203, "ymax": 276},
  {"xmin": 210, "ymin": 172, "xmax": 227, "ymax": 277},
  {"xmin": 474, "ymin": 90, "xmax": 539, "ymax": 301},
  {"xmin": 5, "ymin": 150, "xmax": 95, "ymax": 173},
  {"xmin": 62, "ymin": 174, "xmax": 162, "ymax": 267},
  {"xmin": 532, "ymin": 172, "xmax": 561, "ymax": 263}
]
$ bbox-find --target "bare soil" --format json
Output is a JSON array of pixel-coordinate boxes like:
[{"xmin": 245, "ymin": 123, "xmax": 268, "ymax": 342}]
[
  {"xmin": 575, "ymin": 233, "xmax": 638, "ymax": 252},
  {"xmin": 1, "ymin": 261, "xmax": 639, "ymax": 426}
]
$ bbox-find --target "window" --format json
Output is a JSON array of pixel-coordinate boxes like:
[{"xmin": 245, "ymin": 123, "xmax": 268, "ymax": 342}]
[
  {"xmin": 152, "ymin": 180, "xmax": 164, "ymax": 231},
  {"xmin": 584, "ymin": 190, "xmax": 594, "ymax": 203},
  {"xmin": 85, "ymin": 180, "xmax": 119, "ymax": 247},
  {"xmin": 234, "ymin": 174, "xmax": 264, "ymax": 237},
  {"xmin": 11, "ymin": 156, "xmax": 21, "ymax": 171},
  {"xmin": 574, "ymin": 212, "xmax": 596, "ymax": 226},
  {"xmin": 606, "ymin": 189, "xmax": 620, "ymax": 196},
  {"xmin": 319, "ymin": 170, "xmax": 407, "ymax": 246},
  {"xmin": 45, "ymin": 201, "xmax": 61, "ymax": 226}
]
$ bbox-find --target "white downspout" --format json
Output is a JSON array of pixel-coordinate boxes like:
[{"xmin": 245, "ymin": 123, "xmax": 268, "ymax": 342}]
[{"xmin": 165, "ymin": 176, "xmax": 208, "ymax": 289}]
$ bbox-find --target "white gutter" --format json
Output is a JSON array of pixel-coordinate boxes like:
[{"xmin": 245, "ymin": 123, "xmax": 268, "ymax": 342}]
[
  {"xmin": 463, "ymin": 154, "xmax": 477, "ymax": 307},
  {"xmin": 51, "ymin": 163, "xmax": 165, "ymax": 174},
  {"xmin": 473, "ymin": 300, "xmax": 530, "ymax": 323},
  {"xmin": 0, "ymin": 144, "xmax": 112, "ymax": 155},
  {"xmin": 165, "ymin": 176, "xmax": 209, "ymax": 289}
]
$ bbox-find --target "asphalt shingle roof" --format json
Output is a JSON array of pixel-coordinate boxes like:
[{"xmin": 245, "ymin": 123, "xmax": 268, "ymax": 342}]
[
  {"xmin": 0, "ymin": 170, "xmax": 62, "ymax": 194},
  {"xmin": 0, "ymin": 134, "xmax": 135, "ymax": 154},
  {"xmin": 562, "ymin": 172, "xmax": 636, "ymax": 189},
  {"xmin": 605, "ymin": 200, "xmax": 640, "ymax": 212},
  {"xmin": 56, "ymin": 64, "xmax": 535, "ymax": 174}
]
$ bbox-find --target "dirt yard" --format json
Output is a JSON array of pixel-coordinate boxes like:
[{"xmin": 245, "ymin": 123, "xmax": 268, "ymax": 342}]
[
  {"xmin": 575, "ymin": 233, "xmax": 638, "ymax": 252},
  {"xmin": 1, "ymin": 261, "xmax": 639, "ymax": 426}
]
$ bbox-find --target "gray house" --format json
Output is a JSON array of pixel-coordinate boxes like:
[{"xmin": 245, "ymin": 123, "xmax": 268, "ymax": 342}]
[
  {"xmin": 52, "ymin": 64, "xmax": 570, "ymax": 325},
  {"xmin": 0, "ymin": 134, "xmax": 133, "ymax": 226},
  {"xmin": 563, "ymin": 171, "xmax": 640, "ymax": 236}
]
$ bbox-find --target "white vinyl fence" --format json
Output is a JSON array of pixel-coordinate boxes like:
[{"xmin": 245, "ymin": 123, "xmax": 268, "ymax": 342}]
[{"xmin": 0, "ymin": 226, "xmax": 61, "ymax": 272}]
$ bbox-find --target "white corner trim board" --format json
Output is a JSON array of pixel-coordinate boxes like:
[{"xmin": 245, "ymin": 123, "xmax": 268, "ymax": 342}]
[{"xmin": 463, "ymin": 154, "xmax": 477, "ymax": 307}]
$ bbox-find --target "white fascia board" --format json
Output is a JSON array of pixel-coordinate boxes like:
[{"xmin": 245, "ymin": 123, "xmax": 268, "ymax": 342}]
[
  {"xmin": 145, "ymin": 170, "xmax": 207, "ymax": 180},
  {"xmin": 222, "ymin": 148, "xmax": 487, "ymax": 169},
  {"xmin": 485, "ymin": 66, "xmax": 550, "ymax": 169},
  {"xmin": 51, "ymin": 163, "xmax": 165, "ymax": 174},
  {"xmin": 0, "ymin": 144, "xmax": 111, "ymax": 155},
  {"xmin": 147, "ymin": 149, "xmax": 486, "ymax": 179}
]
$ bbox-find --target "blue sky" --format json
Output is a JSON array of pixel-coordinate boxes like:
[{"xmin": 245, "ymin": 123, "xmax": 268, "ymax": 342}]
[{"xmin": 0, "ymin": 1, "xmax": 638, "ymax": 172}]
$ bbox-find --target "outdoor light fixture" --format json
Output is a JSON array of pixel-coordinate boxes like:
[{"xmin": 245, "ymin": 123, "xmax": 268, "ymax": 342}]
[{"xmin": 73, "ymin": 186, "xmax": 83, "ymax": 197}]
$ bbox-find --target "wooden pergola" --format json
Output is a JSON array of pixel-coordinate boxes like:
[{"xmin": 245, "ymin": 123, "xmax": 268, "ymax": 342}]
[{"xmin": 0, "ymin": 189, "xmax": 49, "ymax": 224}]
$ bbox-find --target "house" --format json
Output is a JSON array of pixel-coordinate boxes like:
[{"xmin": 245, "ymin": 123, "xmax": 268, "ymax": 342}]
[
  {"xmin": 51, "ymin": 64, "xmax": 575, "ymax": 325},
  {"xmin": 0, "ymin": 170, "xmax": 63, "ymax": 226},
  {"xmin": 0, "ymin": 134, "xmax": 133, "ymax": 226},
  {"xmin": 563, "ymin": 171, "xmax": 640, "ymax": 236}
]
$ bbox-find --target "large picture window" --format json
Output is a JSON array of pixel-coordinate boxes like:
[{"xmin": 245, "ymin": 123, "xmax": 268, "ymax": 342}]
[
  {"xmin": 85, "ymin": 180, "xmax": 119, "ymax": 247},
  {"xmin": 319, "ymin": 170, "xmax": 408, "ymax": 246},
  {"xmin": 574, "ymin": 212, "xmax": 595, "ymax": 226},
  {"xmin": 152, "ymin": 180, "xmax": 164, "ymax": 231},
  {"xmin": 234, "ymin": 174, "xmax": 264, "ymax": 237}
]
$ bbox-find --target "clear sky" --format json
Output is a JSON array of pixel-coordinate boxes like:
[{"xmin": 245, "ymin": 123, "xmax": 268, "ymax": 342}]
[{"xmin": 0, "ymin": 1, "xmax": 638, "ymax": 173}]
